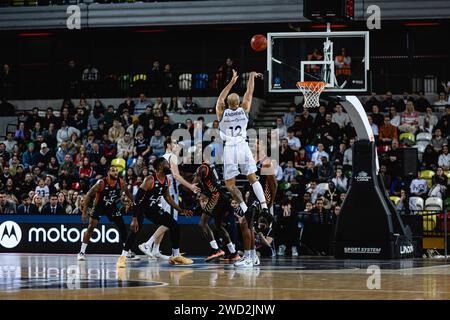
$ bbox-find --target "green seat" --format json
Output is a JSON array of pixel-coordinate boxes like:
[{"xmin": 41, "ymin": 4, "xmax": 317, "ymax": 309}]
[
  {"xmin": 420, "ymin": 170, "xmax": 435, "ymax": 189},
  {"xmin": 390, "ymin": 196, "xmax": 400, "ymax": 205},
  {"xmin": 444, "ymin": 198, "xmax": 450, "ymax": 210}
]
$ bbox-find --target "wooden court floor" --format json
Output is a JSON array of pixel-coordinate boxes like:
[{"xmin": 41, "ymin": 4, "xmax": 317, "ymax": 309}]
[{"xmin": 1, "ymin": 254, "xmax": 450, "ymax": 300}]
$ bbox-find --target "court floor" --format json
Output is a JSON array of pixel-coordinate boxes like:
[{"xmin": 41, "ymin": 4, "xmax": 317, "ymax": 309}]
[{"xmin": 1, "ymin": 253, "xmax": 450, "ymax": 300}]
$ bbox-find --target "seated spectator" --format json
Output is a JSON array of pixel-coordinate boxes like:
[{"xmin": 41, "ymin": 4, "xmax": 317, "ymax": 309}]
[
  {"xmin": 255, "ymin": 216, "xmax": 275, "ymax": 257},
  {"xmin": 149, "ymin": 130, "xmax": 165, "ymax": 157},
  {"xmin": 388, "ymin": 106, "xmax": 401, "ymax": 127},
  {"xmin": 119, "ymin": 108, "xmax": 132, "ymax": 128},
  {"xmin": 332, "ymin": 142, "xmax": 347, "ymax": 167},
  {"xmin": 319, "ymin": 113, "xmax": 341, "ymax": 148},
  {"xmin": 131, "ymin": 155, "xmax": 145, "ymax": 177},
  {"xmin": 394, "ymin": 189, "xmax": 408, "ymax": 212},
  {"xmin": 311, "ymin": 143, "xmax": 329, "ymax": 166},
  {"xmin": 429, "ymin": 166, "xmax": 447, "ymax": 198},
  {"xmin": 379, "ymin": 164, "xmax": 391, "ymax": 193},
  {"xmin": 294, "ymin": 148, "xmax": 309, "ymax": 172},
  {"xmin": 168, "ymin": 96, "xmax": 184, "ymax": 114},
  {"xmin": 59, "ymin": 154, "xmax": 77, "ymax": 181},
  {"xmin": 313, "ymin": 105, "xmax": 327, "ymax": 128},
  {"xmin": 160, "ymin": 116, "xmax": 174, "ymax": 137},
  {"xmin": 283, "ymin": 103, "xmax": 298, "ymax": 128},
  {"xmin": 108, "ymin": 119, "xmax": 125, "ymax": 144},
  {"xmin": 139, "ymin": 106, "xmax": 153, "ymax": 129},
  {"xmin": 286, "ymin": 129, "xmax": 301, "ymax": 151},
  {"xmin": 79, "ymin": 157, "xmax": 95, "ymax": 182},
  {"xmin": 134, "ymin": 131, "xmax": 151, "ymax": 159},
  {"xmin": 310, "ymin": 197, "xmax": 332, "ymax": 224},
  {"xmin": 317, "ymin": 157, "xmax": 334, "ymax": 183},
  {"xmin": 409, "ymin": 172, "xmax": 428, "ymax": 198},
  {"xmin": 36, "ymin": 143, "xmax": 52, "ymax": 167},
  {"xmin": 438, "ymin": 144, "xmax": 450, "ymax": 171},
  {"xmin": 434, "ymin": 92, "xmax": 448, "ymax": 107},
  {"xmin": 368, "ymin": 115, "xmax": 378, "ymax": 140},
  {"xmin": 57, "ymin": 120, "xmax": 80, "ymax": 145},
  {"xmin": 44, "ymin": 107, "xmax": 59, "ymax": 130},
  {"xmin": 274, "ymin": 117, "xmax": 287, "ymax": 140},
  {"xmin": 398, "ymin": 101, "xmax": 419, "ymax": 134},
  {"xmin": 370, "ymin": 105, "xmax": 384, "ymax": 128},
  {"xmin": 303, "ymin": 161, "xmax": 317, "ymax": 183},
  {"xmin": 419, "ymin": 106, "xmax": 438, "ymax": 133},
  {"xmin": 46, "ymin": 123, "xmax": 58, "ymax": 150},
  {"xmin": 118, "ymin": 96, "xmax": 135, "ymax": 115},
  {"xmin": 22, "ymin": 143, "xmax": 39, "ymax": 170},
  {"xmin": 117, "ymin": 132, "xmax": 134, "ymax": 159},
  {"xmin": 431, "ymin": 128, "xmax": 447, "ymax": 153},
  {"xmin": 381, "ymin": 91, "xmax": 397, "ymax": 112},
  {"xmin": 323, "ymin": 181, "xmax": 340, "ymax": 210},
  {"xmin": 15, "ymin": 122, "xmax": 26, "ymax": 142},
  {"xmin": 332, "ymin": 167, "xmax": 348, "ymax": 193},
  {"xmin": 126, "ymin": 118, "xmax": 144, "ymax": 139},
  {"xmin": 153, "ymin": 105, "xmax": 165, "ymax": 126},
  {"xmin": 95, "ymin": 156, "xmax": 108, "ymax": 178},
  {"xmin": 134, "ymin": 93, "xmax": 152, "ymax": 115},
  {"xmin": 0, "ymin": 190, "xmax": 16, "ymax": 214},
  {"xmin": 379, "ymin": 116, "xmax": 398, "ymax": 145},
  {"xmin": 154, "ymin": 97, "xmax": 167, "ymax": 114},
  {"xmin": 41, "ymin": 194, "xmax": 64, "ymax": 214},
  {"xmin": 183, "ymin": 96, "xmax": 198, "ymax": 114},
  {"xmin": 32, "ymin": 194, "xmax": 44, "ymax": 213},
  {"xmin": 5, "ymin": 178, "xmax": 19, "ymax": 204},
  {"xmin": 58, "ymin": 192, "xmax": 72, "ymax": 214},
  {"xmin": 71, "ymin": 195, "xmax": 85, "ymax": 215},
  {"xmin": 332, "ymin": 104, "xmax": 351, "ymax": 130},
  {"xmin": 46, "ymin": 156, "xmax": 60, "ymax": 177},
  {"xmin": 414, "ymin": 92, "xmax": 430, "ymax": 112},
  {"xmin": 35, "ymin": 178, "xmax": 50, "ymax": 200},
  {"xmin": 3, "ymin": 132, "xmax": 17, "ymax": 154},
  {"xmin": 103, "ymin": 105, "xmax": 115, "ymax": 127},
  {"xmin": 279, "ymin": 138, "xmax": 295, "ymax": 167},
  {"xmin": 17, "ymin": 193, "xmax": 39, "ymax": 214},
  {"xmin": 145, "ymin": 119, "xmax": 157, "ymax": 138},
  {"xmin": 307, "ymin": 180, "xmax": 320, "ymax": 203},
  {"xmin": 343, "ymin": 138, "xmax": 355, "ymax": 170},
  {"xmin": 283, "ymin": 160, "xmax": 298, "ymax": 182}
]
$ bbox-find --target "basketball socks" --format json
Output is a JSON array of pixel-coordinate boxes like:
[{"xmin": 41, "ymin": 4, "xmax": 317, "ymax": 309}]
[
  {"xmin": 251, "ymin": 181, "xmax": 268, "ymax": 210},
  {"xmin": 80, "ymin": 243, "xmax": 87, "ymax": 254},
  {"xmin": 152, "ymin": 243, "xmax": 160, "ymax": 254},
  {"xmin": 227, "ymin": 242, "xmax": 236, "ymax": 254},
  {"xmin": 172, "ymin": 248, "xmax": 180, "ymax": 257},
  {"xmin": 244, "ymin": 250, "xmax": 251, "ymax": 258},
  {"xmin": 210, "ymin": 240, "xmax": 219, "ymax": 250},
  {"xmin": 239, "ymin": 202, "xmax": 248, "ymax": 213},
  {"xmin": 251, "ymin": 249, "xmax": 257, "ymax": 259},
  {"xmin": 145, "ymin": 235, "xmax": 156, "ymax": 248}
]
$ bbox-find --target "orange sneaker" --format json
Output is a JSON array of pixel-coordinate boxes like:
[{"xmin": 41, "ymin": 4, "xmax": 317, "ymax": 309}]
[{"xmin": 205, "ymin": 249, "xmax": 225, "ymax": 262}]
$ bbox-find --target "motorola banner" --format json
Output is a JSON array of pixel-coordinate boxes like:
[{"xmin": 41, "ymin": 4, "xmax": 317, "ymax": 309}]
[{"xmin": 0, "ymin": 215, "xmax": 206, "ymax": 254}]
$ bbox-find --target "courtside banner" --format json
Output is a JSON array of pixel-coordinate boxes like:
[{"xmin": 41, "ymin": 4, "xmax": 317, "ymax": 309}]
[{"xmin": 0, "ymin": 215, "xmax": 206, "ymax": 254}]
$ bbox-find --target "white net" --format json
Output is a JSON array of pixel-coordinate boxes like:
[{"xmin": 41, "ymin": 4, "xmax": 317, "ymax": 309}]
[{"xmin": 296, "ymin": 81, "xmax": 326, "ymax": 108}]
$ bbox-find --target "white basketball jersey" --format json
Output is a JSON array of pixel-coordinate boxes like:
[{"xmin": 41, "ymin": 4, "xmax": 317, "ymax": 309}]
[
  {"xmin": 219, "ymin": 107, "xmax": 248, "ymax": 144},
  {"xmin": 162, "ymin": 152, "xmax": 177, "ymax": 195}
]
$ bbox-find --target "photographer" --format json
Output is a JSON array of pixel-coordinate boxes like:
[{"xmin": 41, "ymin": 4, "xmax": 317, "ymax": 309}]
[{"xmin": 254, "ymin": 216, "xmax": 275, "ymax": 257}]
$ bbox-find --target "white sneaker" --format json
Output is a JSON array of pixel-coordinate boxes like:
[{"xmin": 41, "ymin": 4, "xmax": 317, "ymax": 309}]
[
  {"xmin": 253, "ymin": 254, "xmax": 260, "ymax": 266},
  {"xmin": 126, "ymin": 251, "xmax": 141, "ymax": 261},
  {"xmin": 234, "ymin": 256, "xmax": 254, "ymax": 268},
  {"xmin": 292, "ymin": 246, "xmax": 299, "ymax": 257},
  {"xmin": 138, "ymin": 243, "xmax": 154, "ymax": 258},
  {"xmin": 153, "ymin": 251, "xmax": 171, "ymax": 260},
  {"xmin": 77, "ymin": 252, "xmax": 86, "ymax": 261}
]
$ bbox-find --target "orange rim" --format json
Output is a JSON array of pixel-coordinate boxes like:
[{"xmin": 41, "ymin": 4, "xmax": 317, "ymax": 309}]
[{"xmin": 296, "ymin": 81, "xmax": 326, "ymax": 93}]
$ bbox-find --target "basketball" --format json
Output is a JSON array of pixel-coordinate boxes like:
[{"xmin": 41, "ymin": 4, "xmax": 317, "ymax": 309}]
[{"xmin": 250, "ymin": 34, "xmax": 267, "ymax": 52}]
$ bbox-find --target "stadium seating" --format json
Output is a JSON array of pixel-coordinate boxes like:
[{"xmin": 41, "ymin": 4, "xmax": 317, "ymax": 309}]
[
  {"xmin": 399, "ymin": 132, "xmax": 415, "ymax": 145},
  {"xmin": 425, "ymin": 197, "xmax": 443, "ymax": 211},
  {"xmin": 408, "ymin": 196, "xmax": 424, "ymax": 211},
  {"xmin": 422, "ymin": 212, "xmax": 437, "ymax": 232},
  {"xmin": 178, "ymin": 73, "xmax": 192, "ymax": 91},
  {"xmin": 390, "ymin": 196, "xmax": 400, "ymax": 205}
]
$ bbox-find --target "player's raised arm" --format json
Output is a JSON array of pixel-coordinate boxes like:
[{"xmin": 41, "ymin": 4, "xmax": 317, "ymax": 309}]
[
  {"xmin": 242, "ymin": 71, "xmax": 263, "ymax": 113},
  {"xmin": 170, "ymin": 154, "xmax": 200, "ymax": 193},
  {"xmin": 216, "ymin": 69, "xmax": 238, "ymax": 119}
]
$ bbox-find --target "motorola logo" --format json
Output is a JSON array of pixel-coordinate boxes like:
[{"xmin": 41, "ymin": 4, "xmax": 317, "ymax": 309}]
[{"xmin": 0, "ymin": 221, "xmax": 22, "ymax": 249}]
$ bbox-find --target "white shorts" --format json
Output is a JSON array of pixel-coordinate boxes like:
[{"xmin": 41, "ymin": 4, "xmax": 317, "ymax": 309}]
[
  {"xmin": 160, "ymin": 193, "xmax": 179, "ymax": 221},
  {"xmin": 223, "ymin": 141, "xmax": 257, "ymax": 180}
]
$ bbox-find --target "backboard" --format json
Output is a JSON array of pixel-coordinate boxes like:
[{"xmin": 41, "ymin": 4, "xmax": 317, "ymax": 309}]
[{"xmin": 267, "ymin": 31, "xmax": 369, "ymax": 94}]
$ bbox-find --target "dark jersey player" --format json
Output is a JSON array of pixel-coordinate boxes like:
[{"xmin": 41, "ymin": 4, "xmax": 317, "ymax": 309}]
[
  {"xmin": 77, "ymin": 165, "xmax": 136, "ymax": 262},
  {"xmin": 119, "ymin": 157, "xmax": 194, "ymax": 267},
  {"xmin": 193, "ymin": 161, "xmax": 239, "ymax": 262},
  {"xmin": 235, "ymin": 140, "xmax": 277, "ymax": 268}
]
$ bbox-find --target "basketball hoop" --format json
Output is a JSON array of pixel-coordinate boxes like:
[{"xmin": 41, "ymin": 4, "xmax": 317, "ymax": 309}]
[{"xmin": 296, "ymin": 81, "xmax": 326, "ymax": 109}]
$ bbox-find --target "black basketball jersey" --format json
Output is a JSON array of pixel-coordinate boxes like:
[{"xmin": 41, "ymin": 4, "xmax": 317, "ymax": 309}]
[
  {"xmin": 93, "ymin": 178, "xmax": 123, "ymax": 213},
  {"xmin": 144, "ymin": 173, "xmax": 170, "ymax": 208},
  {"xmin": 198, "ymin": 163, "xmax": 225, "ymax": 199}
]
